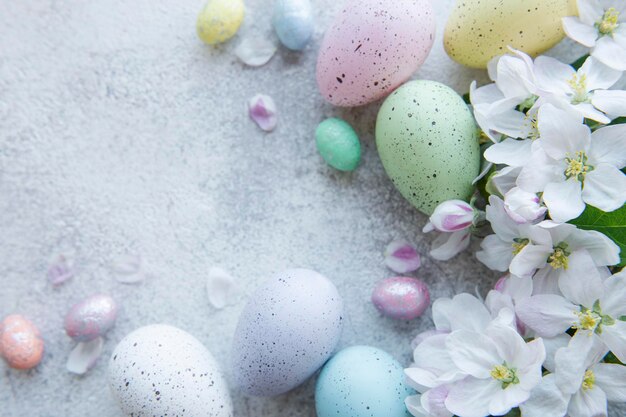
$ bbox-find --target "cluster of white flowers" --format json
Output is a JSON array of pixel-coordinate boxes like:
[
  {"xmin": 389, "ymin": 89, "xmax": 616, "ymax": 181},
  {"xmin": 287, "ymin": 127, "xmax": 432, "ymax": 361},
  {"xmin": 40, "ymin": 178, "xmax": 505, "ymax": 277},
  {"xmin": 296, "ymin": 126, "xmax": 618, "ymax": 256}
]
[{"xmin": 414, "ymin": 1, "xmax": 626, "ymax": 416}]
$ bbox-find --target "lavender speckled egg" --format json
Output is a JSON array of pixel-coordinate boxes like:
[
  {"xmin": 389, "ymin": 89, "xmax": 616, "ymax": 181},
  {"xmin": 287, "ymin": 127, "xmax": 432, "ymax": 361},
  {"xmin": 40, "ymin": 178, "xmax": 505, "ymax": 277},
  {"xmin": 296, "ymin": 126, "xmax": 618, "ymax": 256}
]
[
  {"xmin": 371, "ymin": 277, "xmax": 430, "ymax": 320},
  {"xmin": 315, "ymin": 346, "xmax": 413, "ymax": 417},
  {"xmin": 108, "ymin": 324, "xmax": 233, "ymax": 417},
  {"xmin": 273, "ymin": 0, "xmax": 314, "ymax": 51},
  {"xmin": 64, "ymin": 294, "xmax": 117, "ymax": 342},
  {"xmin": 231, "ymin": 268, "xmax": 344, "ymax": 396},
  {"xmin": 316, "ymin": 0, "xmax": 436, "ymax": 107}
]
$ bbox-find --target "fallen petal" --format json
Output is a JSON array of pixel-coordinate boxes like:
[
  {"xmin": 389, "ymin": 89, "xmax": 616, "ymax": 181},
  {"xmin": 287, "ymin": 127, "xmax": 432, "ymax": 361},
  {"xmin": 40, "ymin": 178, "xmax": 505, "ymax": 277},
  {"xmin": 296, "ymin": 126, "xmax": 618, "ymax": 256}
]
[
  {"xmin": 383, "ymin": 239, "xmax": 421, "ymax": 274},
  {"xmin": 206, "ymin": 266, "xmax": 236, "ymax": 309},
  {"xmin": 248, "ymin": 94, "xmax": 278, "ymax": 132},
  {"xmin": 235, "ymin": 37, "xmax": 277, "ymax": 67},
  {"xmin": 48, "ymin": 255, "xmax": 74, "ymax": 286},
  {"xmin": 110, "ymin": 254, "xmax": 144, "ymax": 284},
  {"xmin": 66, "ymin": 337, "xmax": 104, "ymax": 375}
]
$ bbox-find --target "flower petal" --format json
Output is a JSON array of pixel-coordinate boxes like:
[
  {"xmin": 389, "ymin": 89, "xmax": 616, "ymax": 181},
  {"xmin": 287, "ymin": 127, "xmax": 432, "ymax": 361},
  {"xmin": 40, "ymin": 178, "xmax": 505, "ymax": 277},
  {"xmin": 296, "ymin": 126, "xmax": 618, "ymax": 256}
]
[
  {"xmin": 484, "ymin": 138, "xmax": 533, "ymax": 167},
  {"xmin": 555, "ymin": 331, "xmax": 595, "ymax": 394},
  {"xmin": 516, "ymin": 146, "xmax": 565, "ymax": 193},
  {"xmin": 432, "ymin": 293, "xmax": 492, "ymax": 333},
  {"xmin": 66, "ymin": 337, "xmax": 104, "ymax": 375},
  {"xmin": 235, "ymin": 37, "xmax": 277, "ymax": 67},
  {"xmin": 600, "ymin": 271, "xmax": 626, "ymax": 317},
  {"xmin": 429, "ymin": 230, "xmax": 471, "ymax": 261},
  {"xmin": 48, "ymin": 255, "xmax": 74, "ymax": 286},
  {"xmin": 538, "ymin": 104, "xmax": 590, "ymax": 159},
  {"xmin": 405, "ymin": 395, "xmax": 428, "ymax": 417},
  {"xmin": 592, "ymin": 36, "xmax": 626, "ymax": 71},
  {"xmin": 582, "ymin": 57, "xmax": 622, "ymax": 90},
  {"xmin": 206, "ymin": 266, "xmax": 236, "ymax": 309},
  {"xmin": 384, "ymin": 239, "xmax": 421, "ymax": 273},
  {"xmin": 600, "ymin": 320, "xmax": 626, "ymax": 363},
  {"xmin": 562, "ymin": 16, "xmax": 598, "ymax": 46},
  {"xmin": 445, "ymin": 377, "xmax": 499, "ymax": 417},
  {"xmin": 542, "ymin": 334, "xmax": 571, "ymax": 373},
  {"xmin": 582, "ymin": 164, "xmax": 626, "ymax": 212},
  {"xmin": 593, "ymin": 363, "xmax": 626, "ymax": 402},
  {"xmin": 533, "ymin": 56, "xmax": 575, "ymax": 95},
  {"xmin": 446, "ymin": 330, "xmax": 500, "ymax": 378},
  {"xmin": 516, "ymin": 295, "xmax": 577, "ymax": 337},
  {"xmin": 589, "ymin": 124, "xmax": 626, "ymax": 168},
  {"xmin": 568, "ymin": 227, "xmax": 620, "ymax": 267},
  {"xmin": 592, "ymin": 89, "xmax": 626, "ymax": 118},
  {"xmin": 509, "ymin": 244, "xmax": 551, "ymax": 277},
  {"xmin": 476, "ymin": 235, "xmax": 514, "ymax": 272},
  {"xmin": 248, "ymin": 94, "xmax": 278, "ymax": 132},
  {"xmin": 111, "ymin": 254, "xmax": 145, "ymax": 284},
  {"xmin": 577, "ymin": 0, "xmax": 604, "ymax": 25},
  {"xmin": 543, "ymin": 179, "xmax": 585, "ymax": 223},
  {"xmin": 519, "ymin": 374, "xmax": 570, "ymax": 417},
  {"xmin": 557, "ymin": 250, "xmax": 603, "ymax": 306},
  {"xmin": 568, "ymin": 384, "xmax": 607, "ymax": 417}
]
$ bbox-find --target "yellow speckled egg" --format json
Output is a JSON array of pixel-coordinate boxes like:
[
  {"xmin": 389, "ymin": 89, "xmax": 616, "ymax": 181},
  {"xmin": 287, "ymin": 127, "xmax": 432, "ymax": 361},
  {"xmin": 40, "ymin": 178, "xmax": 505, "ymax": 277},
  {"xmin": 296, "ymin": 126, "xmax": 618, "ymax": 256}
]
[
  {"xmin": 444, "ymin": 0, "xmax": 578, "ymax": 68},
  {"xmin": 197, "ymin": 0, "xmax": 245, "ymax": 45}
]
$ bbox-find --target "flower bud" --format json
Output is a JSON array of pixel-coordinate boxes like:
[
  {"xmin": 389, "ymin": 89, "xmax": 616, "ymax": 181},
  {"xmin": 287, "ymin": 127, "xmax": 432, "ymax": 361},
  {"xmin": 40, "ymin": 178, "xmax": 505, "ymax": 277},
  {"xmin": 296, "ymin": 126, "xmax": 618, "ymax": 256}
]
[
  {"xmin": 504, "ymin": 187, "xmax": 546, "ymax": 224},
  {"xmin": 423, "ymin": 200, "xmax": 474, "ymax": 233}
]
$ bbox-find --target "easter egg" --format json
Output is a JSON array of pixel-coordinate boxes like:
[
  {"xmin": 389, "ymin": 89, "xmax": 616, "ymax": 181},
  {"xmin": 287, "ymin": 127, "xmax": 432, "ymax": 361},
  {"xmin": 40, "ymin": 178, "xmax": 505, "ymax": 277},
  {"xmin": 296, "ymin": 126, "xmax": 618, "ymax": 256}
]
[
  {"xmin": 376, "ymin": 80, "xmax": 480, "ymax": 215},
  {"xmin": 232, "ymin": 268, "xmax": 343, "ymax": 396},
  {"xmin": 371, "ymin": 277, "xmax": 430, "ymax": 320},
  {"xmin": 0, "ymin": 315, "xmax": 44, "ymax": 370},
  {"xmin": 273, "ymin": 0, "xmax": 314, "ymax": 51},
  {"xmin": 316, "ymin": 0, "xmax": 436, "ymax": 107},
  {"xmin": 315, "ymin": 346, "xmax": 413, "ymax": 417},
  {"xmin": 316, "ymin": 118, "xmax": 361, "ymax": 171},
  {"xmin": 444, "ymin": 0, "xmax": 578, "ymax": 68},
  {"xmin": 197, "ymin": 0, "xmax": 245, "ymax": 45},
  {"xmin": 108, "ymin": 324, "xmax": 232, "ymax": 417},
  {"xmin": 64, "ymin": 294, "xmax": 118, "ymax": 342}
]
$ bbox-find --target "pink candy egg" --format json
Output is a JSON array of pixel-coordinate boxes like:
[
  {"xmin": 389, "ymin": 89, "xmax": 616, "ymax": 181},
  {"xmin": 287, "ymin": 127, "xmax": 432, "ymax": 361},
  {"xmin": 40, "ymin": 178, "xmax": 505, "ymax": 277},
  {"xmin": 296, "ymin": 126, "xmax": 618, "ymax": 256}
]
[
  {"xmin": 0, "ymin": 315, "xmax": 44, "ymax": 370},
  {"xmin": 371, "ymin": 277, "xmax": 430, "ymax": 320},
  {"xmin": 64, "ymin": 294, "xmax": 118, "ymax": 342},
  {"xmin": 316, "ymin": 0, "xmax": 436, "ymax": 107}
]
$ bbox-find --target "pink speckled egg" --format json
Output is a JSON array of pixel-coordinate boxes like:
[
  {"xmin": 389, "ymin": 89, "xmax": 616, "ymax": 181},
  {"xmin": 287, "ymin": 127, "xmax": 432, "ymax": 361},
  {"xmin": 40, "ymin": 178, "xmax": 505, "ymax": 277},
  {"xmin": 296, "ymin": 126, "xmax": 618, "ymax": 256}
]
[
  {"xmin": 0, "ymin": 314, "xmax": 44, "ymax": 370},
  {"xmin": 316, "ymin": 0, "xmax": 436, "ymax": 107},
  {"xmin": 371, "ymin": 277, "xmax": 430, "ymax": 320}
]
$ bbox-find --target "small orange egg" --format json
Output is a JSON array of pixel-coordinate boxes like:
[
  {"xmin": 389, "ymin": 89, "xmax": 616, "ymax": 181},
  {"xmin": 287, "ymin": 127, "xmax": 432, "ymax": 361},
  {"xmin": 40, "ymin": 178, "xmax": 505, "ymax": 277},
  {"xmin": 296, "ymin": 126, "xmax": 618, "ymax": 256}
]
[{"xmin": 0, "ymin": 314, "xmax": 44, "ymax": 370}]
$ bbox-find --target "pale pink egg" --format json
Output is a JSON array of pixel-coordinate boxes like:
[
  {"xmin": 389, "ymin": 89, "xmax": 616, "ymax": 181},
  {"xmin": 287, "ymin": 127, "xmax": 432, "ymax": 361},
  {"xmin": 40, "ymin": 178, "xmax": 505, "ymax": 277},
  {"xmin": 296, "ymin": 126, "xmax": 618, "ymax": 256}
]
[
  {"xmin": 371, "ymin": 276, "xmax": 430, "ymax": 320},
  {"xmin": 316, "ymin": 0, "xmax": 436, "ymax": 107},
  {"xmin": 0, "ymin": 314, "xmax": 44, "ymax": 370}
]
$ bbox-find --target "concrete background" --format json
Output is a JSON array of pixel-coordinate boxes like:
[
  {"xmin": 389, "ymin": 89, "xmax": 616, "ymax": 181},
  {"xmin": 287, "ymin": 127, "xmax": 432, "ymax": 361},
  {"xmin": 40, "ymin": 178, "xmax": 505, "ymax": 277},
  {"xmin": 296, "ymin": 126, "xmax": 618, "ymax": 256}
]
[{"xmin": 1, "ymin": 0, "xmax": 621, "ymax": 416}]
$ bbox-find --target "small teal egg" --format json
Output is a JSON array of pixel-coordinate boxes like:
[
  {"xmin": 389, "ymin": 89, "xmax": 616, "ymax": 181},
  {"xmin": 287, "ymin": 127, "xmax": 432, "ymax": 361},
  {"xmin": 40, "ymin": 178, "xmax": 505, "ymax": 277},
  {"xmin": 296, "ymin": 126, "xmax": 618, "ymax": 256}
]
[
  {"xmin": 316, "ymin": 118, "xmax": 361, "ymax": 171},
  {"xmin": 273, "ymin": 0, "xmax": 314, "ymax": 51},
  {"xmin": 315, "ymin": 346, "xmax": 413, "ymax": 417}
]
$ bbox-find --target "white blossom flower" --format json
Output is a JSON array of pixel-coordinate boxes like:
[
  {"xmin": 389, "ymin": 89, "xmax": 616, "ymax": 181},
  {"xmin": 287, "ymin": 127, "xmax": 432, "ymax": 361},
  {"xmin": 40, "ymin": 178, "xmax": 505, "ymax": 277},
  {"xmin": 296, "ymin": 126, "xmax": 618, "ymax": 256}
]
[
  {"xmin": 405, "ymin": 386, "xmax": 452, "ymax": 417},
  {"xmin": 516, "ymin": 269, "xmax": 626, "ymax": 364},
  {"xmin": 503, "ymin": 187, "xmax": 547, "ymax": 224},
  {"xmin": 563, "ymin": 0, "xmax": 626, "ymax": 70},
  {"xmin": 517, "ymin": 104, "xmax": 626, "ymax": 222},
  {"xmin": 423, "ymin": 200, "xmax": 475, "ymax": 233},
  {"xmin": 443, "ymin": 314, "xmax": 545, "ymax": 417},
  {"xmin": 521, "ymin": 335, "xmax": 626, "ymax": 417},
  {"xmin": 485, "ymin": 274, "xmax": 533, "ymax": 335},
  {"xmin": 533, "ymin": 55, "xmax": 626, "ymax": 123}
]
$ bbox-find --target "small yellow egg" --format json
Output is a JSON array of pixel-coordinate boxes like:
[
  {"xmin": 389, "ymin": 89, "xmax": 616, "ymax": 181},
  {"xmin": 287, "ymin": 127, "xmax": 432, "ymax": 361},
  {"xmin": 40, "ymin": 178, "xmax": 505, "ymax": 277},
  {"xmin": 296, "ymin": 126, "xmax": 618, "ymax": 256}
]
[
  {"xmin": 197, "ymin": 0, "xmax": 245, "ymax": 45},
  {"xmin": 444, "ymin": 0, "xmax": 578, "ymax": 68}
]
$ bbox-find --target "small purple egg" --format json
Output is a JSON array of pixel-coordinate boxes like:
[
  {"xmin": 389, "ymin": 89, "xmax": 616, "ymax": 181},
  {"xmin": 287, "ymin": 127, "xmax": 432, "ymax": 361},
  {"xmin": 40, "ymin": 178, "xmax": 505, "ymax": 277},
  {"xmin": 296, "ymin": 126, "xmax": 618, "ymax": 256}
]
[
  {"xmin": 64, "ymin": 294, "xmax": 118, "ymax": 342},
  {"xmin": 371, "ymin": 277, "xmax": 430, "ymax": 320}
]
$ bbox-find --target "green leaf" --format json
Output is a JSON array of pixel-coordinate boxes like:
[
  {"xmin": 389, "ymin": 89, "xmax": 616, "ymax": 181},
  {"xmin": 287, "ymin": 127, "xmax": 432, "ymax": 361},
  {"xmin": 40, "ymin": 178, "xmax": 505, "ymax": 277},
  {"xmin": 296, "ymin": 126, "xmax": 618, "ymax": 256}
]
[
  {"xmin": 571, "ymin": 54, "xmax": 589, "ymax": 70},
  {"xmin": 569, "ymin": 205, "xmax": 626, "ymax": 267},
  {"xmin": 609, "ymin": 116, "xmax": 626, "ymax": 126}
]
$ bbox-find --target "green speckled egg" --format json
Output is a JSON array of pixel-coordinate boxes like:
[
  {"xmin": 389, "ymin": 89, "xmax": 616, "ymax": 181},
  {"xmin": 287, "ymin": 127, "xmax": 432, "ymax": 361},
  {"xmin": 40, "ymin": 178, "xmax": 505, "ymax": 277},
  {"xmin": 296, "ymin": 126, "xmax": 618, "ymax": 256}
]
[
  {"xmin": 444, "ymin": 0, "xmax": 578, "ymax": 68},
  {"xmin": 375, "ymin": 80, "xmax": 480, "ymax": 215}
]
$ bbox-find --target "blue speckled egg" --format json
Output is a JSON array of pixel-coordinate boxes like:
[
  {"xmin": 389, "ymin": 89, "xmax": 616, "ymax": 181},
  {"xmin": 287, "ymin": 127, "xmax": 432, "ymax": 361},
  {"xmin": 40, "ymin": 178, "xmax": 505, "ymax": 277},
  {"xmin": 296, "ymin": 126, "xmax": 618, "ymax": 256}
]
[
  {"xmin": 272, "ymin": 0, "xmax": 314, "ymax": 51},
  {"xmin": 231, "ymin": 268, "xmax": 344, "ymax": 396},
  {"xmin": 316, "ymin": 346, "xmax": 413, "ymax": 417}
]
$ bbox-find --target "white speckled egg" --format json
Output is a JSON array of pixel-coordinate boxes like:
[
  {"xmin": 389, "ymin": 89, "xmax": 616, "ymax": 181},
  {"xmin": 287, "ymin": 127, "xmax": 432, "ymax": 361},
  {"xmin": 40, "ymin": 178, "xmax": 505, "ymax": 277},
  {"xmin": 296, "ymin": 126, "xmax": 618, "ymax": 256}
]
[
  {"xmin": 444, "ymin": 0, "xmax": 577, "ymax": 68},
  {"xmin": 273, "ymin": 0, "xmax": 314, "ymax": 51},
  {"xmin": 376, "ymin": 80, "xmax": 480, "ymax": 215},
  {"xmin": 231, "ymin": 268, "xmax": 344, "ymax": 396},
  {"xmin": 108, "ymin": 325, "xmax": 232, "ymax": 417},
  {"xmin": 316, "ymin": 0, "xmax": 436, "ymax": 107},
  {"xmin": 315, "ymin": 346, "xmax": 413, "ymax": 417}
]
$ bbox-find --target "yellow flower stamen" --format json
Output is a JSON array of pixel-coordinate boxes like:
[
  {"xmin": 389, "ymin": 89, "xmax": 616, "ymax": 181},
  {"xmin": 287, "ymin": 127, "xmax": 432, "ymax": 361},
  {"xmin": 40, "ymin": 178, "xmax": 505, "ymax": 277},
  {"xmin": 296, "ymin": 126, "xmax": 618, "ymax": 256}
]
[
  {"xmin": 576, "ymin": 310, "xmax": 602, "ymax": 331},
  {"xmin": 548, "ymin": 247, "xmax": 569, "ymax": 270},
  {"xmin": 568, "ymin": 73, "xmax": 589, "ymax": 104},
  {"xmin": 582, "ymin": 369, "xmax": 595, "ymax": 391},
  {"xmin": 565, "ymin": 151, "xmax": 592, "ymax": 182},
  {"xmin": 491, "ymin": 363, "xmax": 519, "ymax": 389},
  {"xmin": 512, "ymin": 238, "xmax": 530, "ymax": 255},
  {"xmin": 598, "ymin": 8, "xmax": 620, "ymax": 35}
]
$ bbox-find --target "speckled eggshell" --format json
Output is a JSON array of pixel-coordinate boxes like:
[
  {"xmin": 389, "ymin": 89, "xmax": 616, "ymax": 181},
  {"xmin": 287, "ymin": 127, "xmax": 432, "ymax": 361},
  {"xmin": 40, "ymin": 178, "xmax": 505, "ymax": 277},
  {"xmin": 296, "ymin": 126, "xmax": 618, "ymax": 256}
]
[
  {"xmin": 108, "ymin": 324, "xmax": 233, "ymax": 417},
  {"xmin": 231, "ymin": 268, "xmax": 343, "ymax": 396},
  {"xmin": 444, "ymin": 0, "xmax": 578, "ymax": 68},
  {"xmin": 315, "ymin": 346, "xmax": 413, "ymax": 417},
  {"xmin": 316, "ymin": 0, "xmax": 436, "ymax": 107},
  {"xmin": 0, "ymin": 315, "xmax": 44, "ymax": 370},
  {"xmin": 375, "ymin": 80, "xmax": 480, "ymax": 215}
]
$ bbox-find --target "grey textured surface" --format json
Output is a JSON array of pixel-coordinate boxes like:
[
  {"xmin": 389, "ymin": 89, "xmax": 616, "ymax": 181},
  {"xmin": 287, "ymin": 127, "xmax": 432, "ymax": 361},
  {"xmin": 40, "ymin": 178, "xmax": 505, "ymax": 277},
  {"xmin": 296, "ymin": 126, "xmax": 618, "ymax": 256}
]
[{"xmin": 1, "ymin": 0, "xmax": 622, "ymax": 416}]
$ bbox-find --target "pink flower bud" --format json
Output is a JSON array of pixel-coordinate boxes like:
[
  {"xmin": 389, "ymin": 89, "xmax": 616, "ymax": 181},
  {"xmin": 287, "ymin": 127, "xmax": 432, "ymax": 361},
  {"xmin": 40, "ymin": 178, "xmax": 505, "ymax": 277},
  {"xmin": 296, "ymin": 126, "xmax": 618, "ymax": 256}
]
[
  {"xmin": 424, "ymin": 200, "xmax": 474, "ymax": 233},
  {"xmin": 504, "ymin": 187, "xmax": 547, "ymax": 224}
]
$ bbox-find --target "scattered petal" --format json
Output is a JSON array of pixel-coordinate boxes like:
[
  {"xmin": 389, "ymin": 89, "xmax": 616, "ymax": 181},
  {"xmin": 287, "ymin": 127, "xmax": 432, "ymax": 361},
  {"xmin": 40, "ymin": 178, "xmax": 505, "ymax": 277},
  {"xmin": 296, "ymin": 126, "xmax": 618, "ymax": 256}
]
[
  {"xmin": 384, "ymin": 239, "xmax": 421, "ymax": 274},
  {"xmin": 48, "ymin": 255, "xmax": 74, "ymax": 286},
  {"xmin": 206, "ymin": 266, "xmax": 236, "ymax": 309},
  {"xmin": 235, "ymin": 37, "xmax": 277, "ymax": 67},
  {"xmin": 66, "ymin": 337, "xmax": 104, "ymax": 375},
  {"xmin": 248, "ymin": 94, "xmax": 278, "ymax": 132},
  {"xmin": 110, "ymin": 254, "xmax": 145, "ymax": 284}
]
